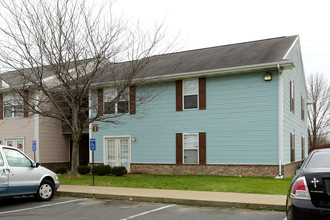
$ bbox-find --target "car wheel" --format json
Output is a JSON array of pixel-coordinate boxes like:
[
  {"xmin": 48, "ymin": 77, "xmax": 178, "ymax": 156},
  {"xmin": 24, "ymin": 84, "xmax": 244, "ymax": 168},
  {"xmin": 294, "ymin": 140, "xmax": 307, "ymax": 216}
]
[{"xmin": 36, "ymin": 180, "xmax": 55, "ymax": 201}]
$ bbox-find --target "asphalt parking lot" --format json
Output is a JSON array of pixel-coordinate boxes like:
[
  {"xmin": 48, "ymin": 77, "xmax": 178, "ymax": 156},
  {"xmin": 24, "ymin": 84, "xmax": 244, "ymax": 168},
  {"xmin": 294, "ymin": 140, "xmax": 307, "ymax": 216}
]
[{"xmin": 0, "ymin": 196, "xmax": 285, "ymax": 220}]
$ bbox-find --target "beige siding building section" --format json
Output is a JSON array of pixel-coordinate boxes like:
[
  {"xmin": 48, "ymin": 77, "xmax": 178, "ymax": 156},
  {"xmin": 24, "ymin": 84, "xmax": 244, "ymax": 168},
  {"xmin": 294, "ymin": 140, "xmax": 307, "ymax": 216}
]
[
  {"xmin": 0, "ymin": 117, "xmax": 35, "ymax": 158},
  {"xmin": 38, "ymin": 117, "xmax": 70, "ymax": 163},
  {"xmin": 0, "ymin": 116, "xmax": 69, "ymax": 164}
]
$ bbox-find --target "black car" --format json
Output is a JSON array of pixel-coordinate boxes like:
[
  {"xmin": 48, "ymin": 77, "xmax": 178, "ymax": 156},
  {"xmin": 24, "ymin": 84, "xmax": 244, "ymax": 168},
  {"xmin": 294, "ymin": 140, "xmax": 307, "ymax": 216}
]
[{"xmin": 286, "ymin": 148, "xmax": 330, "ymax": 220}]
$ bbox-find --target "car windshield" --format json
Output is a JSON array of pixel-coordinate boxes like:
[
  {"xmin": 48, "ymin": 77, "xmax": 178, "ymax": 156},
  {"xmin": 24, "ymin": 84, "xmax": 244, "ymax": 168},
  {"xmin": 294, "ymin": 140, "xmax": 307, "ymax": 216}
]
[{"xmin": 305, "ymin": 151, "xmax": 330, "ymax": 169}]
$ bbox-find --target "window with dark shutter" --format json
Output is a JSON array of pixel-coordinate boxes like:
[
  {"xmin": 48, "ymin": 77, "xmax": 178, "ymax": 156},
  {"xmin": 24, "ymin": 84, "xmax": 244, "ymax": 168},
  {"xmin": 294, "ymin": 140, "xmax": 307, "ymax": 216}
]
[
  {"xmin": 176, "ymin": 133, "xmax": 183, "ymax": 164},
  {"xmin": 103, "ymin": 88, "xmax": 130, "ymax": 115}
]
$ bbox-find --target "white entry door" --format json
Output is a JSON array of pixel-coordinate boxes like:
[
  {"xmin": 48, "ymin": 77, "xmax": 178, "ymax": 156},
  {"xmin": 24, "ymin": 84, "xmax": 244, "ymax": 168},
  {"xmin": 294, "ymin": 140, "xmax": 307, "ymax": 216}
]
[{"xmin": 105, "ymin": 137, "xmax": 130, "ymax": 171}]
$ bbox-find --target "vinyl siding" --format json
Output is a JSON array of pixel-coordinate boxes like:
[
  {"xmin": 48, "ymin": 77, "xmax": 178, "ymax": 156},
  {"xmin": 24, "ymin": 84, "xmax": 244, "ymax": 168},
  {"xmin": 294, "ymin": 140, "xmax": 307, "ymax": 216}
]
[
  {"xmin": 92, "ymin": 71, "xmax": 279, "ymax": 165},
  {"xmin": 38, "ymin": 117, "xmax": 70, "ymax": 163},
  {"xmin": 0, "ymin": 118, "xmax": 34, "ymax": 158},
  {"xmin": 282, "ymin": 38, "xmax": 308, "ymax": 164}
]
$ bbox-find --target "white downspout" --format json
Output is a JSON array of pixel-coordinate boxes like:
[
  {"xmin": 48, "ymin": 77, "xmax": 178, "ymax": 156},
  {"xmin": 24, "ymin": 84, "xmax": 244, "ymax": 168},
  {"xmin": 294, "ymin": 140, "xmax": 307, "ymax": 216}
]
[{"xmin": 276, "ymin": 64, "xmax": 284, "ymax": 179}]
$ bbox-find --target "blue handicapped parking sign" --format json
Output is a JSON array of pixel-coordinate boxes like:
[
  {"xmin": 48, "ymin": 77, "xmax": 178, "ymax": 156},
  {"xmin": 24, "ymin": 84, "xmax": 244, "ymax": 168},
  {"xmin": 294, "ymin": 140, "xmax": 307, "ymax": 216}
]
[{"xmin": 90, "ymin": 138, "xmax": 96, "ymax": 151}]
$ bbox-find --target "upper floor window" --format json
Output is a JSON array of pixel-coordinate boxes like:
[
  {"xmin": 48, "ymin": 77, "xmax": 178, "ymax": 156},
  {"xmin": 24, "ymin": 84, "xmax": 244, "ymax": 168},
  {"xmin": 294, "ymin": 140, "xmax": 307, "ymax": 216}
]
[
  {"xmin": 183, "ymin": 79, "xmax": 198, "ymax": 110},
  {"xmin": 3, "ymin": 93, "xmax": 23, "ymax": 118},
  {"xmin": 290, "ymin": 81, "xmax": 295, "ymax": 113},
  {"xmin": 103, "ymin": 88, "xmax": 129, "ymax": 114}
]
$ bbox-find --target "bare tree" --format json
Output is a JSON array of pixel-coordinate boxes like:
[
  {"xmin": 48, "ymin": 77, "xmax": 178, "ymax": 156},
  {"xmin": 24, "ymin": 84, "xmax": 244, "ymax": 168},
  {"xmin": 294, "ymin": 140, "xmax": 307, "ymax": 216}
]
[
  {"xmin": 307, "ymin": 73, "xmax": 330, "ymax": 152},
  {"xmin": 0, "ymin": 0, "xmax": 169, "ymax": 175}
]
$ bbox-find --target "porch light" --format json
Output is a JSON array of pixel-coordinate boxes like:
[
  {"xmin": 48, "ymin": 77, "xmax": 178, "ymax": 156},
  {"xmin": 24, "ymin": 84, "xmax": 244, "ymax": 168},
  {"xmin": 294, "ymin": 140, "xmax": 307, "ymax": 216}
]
[
  {"xmin": 264, "ymin": 72, "xmax": 272, "ymax": 81},
  {"xmin": 132, "ymin": 137, "xmax": 137, "ymax": 141}
]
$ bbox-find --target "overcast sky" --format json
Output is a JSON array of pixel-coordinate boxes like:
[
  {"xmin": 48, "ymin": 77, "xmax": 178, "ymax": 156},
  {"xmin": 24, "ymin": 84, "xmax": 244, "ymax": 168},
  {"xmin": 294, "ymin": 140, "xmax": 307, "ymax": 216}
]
[{"xmin": 114, "ymin": 0, "xmax": 330, "ymax": 81}]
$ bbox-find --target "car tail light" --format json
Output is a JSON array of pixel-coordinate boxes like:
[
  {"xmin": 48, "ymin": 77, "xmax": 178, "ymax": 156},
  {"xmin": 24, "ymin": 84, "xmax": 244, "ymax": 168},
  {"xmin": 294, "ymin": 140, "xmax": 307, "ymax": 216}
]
[{"xmin": 291, "ymin": 176, "xmax": 311, "ymax": 200}]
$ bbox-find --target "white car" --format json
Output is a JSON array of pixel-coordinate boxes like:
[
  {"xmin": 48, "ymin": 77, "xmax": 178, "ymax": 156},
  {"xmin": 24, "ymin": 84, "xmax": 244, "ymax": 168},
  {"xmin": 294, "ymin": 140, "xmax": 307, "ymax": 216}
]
[{"xmin": 0, "ymin": 145, "xmax": 60, "ymax": 201}]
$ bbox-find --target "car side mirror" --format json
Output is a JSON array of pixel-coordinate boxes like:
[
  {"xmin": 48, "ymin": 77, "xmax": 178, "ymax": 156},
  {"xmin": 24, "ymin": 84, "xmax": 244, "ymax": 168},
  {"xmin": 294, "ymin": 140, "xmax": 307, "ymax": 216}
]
[{"xmin": 32, "ymin": 162, "xmax": 40, "ymax": 168}]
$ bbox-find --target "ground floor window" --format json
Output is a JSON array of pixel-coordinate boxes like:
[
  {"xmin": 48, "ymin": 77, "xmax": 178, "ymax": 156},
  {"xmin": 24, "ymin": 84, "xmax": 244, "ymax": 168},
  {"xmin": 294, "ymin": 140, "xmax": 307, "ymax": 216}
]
[
  {"xmin": 4, "ymin": 138, "xmax": 24, "ymax": 152},
  {"xmin": 183, "ymin": 133, "xmax": 199, "ymax": 164}
]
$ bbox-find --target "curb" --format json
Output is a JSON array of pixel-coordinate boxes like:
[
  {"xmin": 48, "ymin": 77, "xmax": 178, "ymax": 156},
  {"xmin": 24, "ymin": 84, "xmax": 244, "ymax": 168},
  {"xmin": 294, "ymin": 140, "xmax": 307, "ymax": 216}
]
[{"xmin": 56, "ymin": 191, "xmax": 286, "ymax": 210}]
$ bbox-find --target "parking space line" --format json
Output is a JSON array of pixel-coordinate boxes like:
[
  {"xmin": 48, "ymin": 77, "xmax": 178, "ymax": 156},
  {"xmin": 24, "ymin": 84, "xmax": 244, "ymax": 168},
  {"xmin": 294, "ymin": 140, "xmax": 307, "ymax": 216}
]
[
  {"xmin": 0, "ymin": 198, "xmax": 86, "ymax": 215},
  {"xmin": 119, "ymin": 204, "xmax": 175, "ymax": 220}
]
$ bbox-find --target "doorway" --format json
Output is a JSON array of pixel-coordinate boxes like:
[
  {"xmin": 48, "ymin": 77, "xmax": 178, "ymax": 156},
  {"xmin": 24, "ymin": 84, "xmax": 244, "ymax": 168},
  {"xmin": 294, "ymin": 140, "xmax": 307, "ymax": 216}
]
[{"xmin": 104, "ymin": 137, "xmax": 130, "ymax": 171}]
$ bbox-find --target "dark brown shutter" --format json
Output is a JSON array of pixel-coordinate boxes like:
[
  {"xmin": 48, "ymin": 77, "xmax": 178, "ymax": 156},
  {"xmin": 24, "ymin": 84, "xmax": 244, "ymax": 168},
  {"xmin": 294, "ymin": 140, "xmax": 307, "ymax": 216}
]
[
  {"xmin": 23, "ymin": 90, "xmax": 29, "ymax": 118},
  {"xmin": 176, "ymin": 80, "xmax": 183, "ymax": 111},
  {"xmin": 293, "ymin": 84, "xmax": 295, "ymax": 113},
  {"xmin": 176, "ymin": 133, "xmax": 183, "ymax": 164},
  {"xmin": 98, "ymin": 89, "xmax": 103, "ymax": 115},
  {"xmin": 301, "ymin": 137, "xmax": 305, "ymax": 159},
  {"xmin": 290, "ymin": 133, "xmax": 293, "ymax": 162},
  {"xmin": 129, "ymin": 86, "xmax": 136, "ymax": 114},
  {"xmin": 293, "ymin": 134, "xmax": 295, "ymax": 161},
  {"xmin": 301, "ymin": 96, "xmax": 304, "ymax": 120},
  {"xmin": 290, "ymin": 81, "xmax": 292, "ymax": 111},
  {"xmin": 199, "ymin": 78, "xmax": 206, "ymax": 110},
  {"xmin": 290, "ymin": 133, "xmax": 295, "ymax": 162},
  {"xmin": 199, "ymin": 132, "xmax": 206, "ymax": 164},
  {"xmin": 0, "ymin": 93, "xmax": 3, "ymax": 120}
]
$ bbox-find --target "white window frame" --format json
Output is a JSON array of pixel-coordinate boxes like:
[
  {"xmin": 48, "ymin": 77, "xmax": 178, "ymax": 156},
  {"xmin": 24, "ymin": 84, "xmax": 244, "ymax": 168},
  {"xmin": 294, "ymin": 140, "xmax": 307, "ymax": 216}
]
[
  {"xmin": 3, "ymin": 137, "xmax": 25, "ymax": 152},
  {"xmin": 103, "ymin": 88, "xmax": 129, "ymax": 114},
  {"xmin": 183, "ymin": 79, "xmax": 199, "ymax": 110},
  {"xmin": 3, "ymin": 93, "xmax": 24, "ymax": 118},
  {"xmin": 183, "ymin": 133, "xmax": 199, "ymax": 164}
]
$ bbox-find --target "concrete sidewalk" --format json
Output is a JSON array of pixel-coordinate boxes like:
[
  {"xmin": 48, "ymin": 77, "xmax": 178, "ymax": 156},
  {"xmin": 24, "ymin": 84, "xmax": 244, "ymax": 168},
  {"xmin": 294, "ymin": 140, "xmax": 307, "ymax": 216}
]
[{"xmin": 57, "ymin": 185, "xmax": 287, "ymax": 209}]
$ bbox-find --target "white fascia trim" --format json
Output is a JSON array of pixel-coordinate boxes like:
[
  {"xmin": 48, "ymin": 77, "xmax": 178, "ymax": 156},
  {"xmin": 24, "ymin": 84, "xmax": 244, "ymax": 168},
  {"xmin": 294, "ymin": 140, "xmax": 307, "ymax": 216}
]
[
  {"xmin": 91, "ymin": 61, "xmax": 294, "ymax": 88},
  {"xmin": 283, "ymin": 36, "xmax": 299, "ymax": 59}
]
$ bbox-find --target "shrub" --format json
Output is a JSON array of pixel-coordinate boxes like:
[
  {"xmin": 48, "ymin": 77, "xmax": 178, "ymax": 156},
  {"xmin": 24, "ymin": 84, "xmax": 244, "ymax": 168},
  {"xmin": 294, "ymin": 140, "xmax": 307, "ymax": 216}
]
[
  {"xmin": 77, "ymin": 166, "xmax": 91, "ymax": 175},
  {"xmin": 55, "ymin": 167, "xmax": 67, "ymax": 174},
  {"xmin": 92, "ymin": 165, "xmax": 111, "ymax": 176},
  {"xmin": 111, "ymin": 166, "xmax": 127, "ymax": 176}
]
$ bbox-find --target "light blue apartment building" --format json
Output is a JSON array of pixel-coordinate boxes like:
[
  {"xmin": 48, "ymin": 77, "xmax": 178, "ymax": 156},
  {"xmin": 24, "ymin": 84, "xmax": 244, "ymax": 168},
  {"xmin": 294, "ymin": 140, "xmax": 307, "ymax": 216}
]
[{"xmin": 89, "ymin": 35, "xmax": 308, "ymax": 177}]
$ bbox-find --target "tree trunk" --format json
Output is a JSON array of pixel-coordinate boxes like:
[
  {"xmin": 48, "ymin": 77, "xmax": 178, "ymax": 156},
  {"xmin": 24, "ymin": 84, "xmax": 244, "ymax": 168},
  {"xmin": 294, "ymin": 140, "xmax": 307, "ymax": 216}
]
[
  {"xmin": 71, "ymin": 136, "xmax": 79, "ymax": 175},
  {"xmin": 70, "ymin": 106, "xmax": 81, "ymax": 175}
]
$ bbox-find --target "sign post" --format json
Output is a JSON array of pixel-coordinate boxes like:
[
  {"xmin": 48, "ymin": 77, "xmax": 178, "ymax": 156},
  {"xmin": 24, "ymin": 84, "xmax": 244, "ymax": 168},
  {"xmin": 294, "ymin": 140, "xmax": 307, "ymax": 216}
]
[
  {"xmin": 90, "ymin": 138, "xmax": 96, "ymax": 186},
  {"xmin": 32, "ymin": 140, "xmax": 37, "ymax": 161}
]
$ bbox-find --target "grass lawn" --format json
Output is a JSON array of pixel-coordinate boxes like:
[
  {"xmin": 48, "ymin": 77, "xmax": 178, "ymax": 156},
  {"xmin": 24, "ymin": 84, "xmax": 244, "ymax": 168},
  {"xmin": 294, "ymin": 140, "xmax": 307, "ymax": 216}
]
[{"xmin": 58, "ymin": 174, "xmax": 292, "ymax": 195}]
